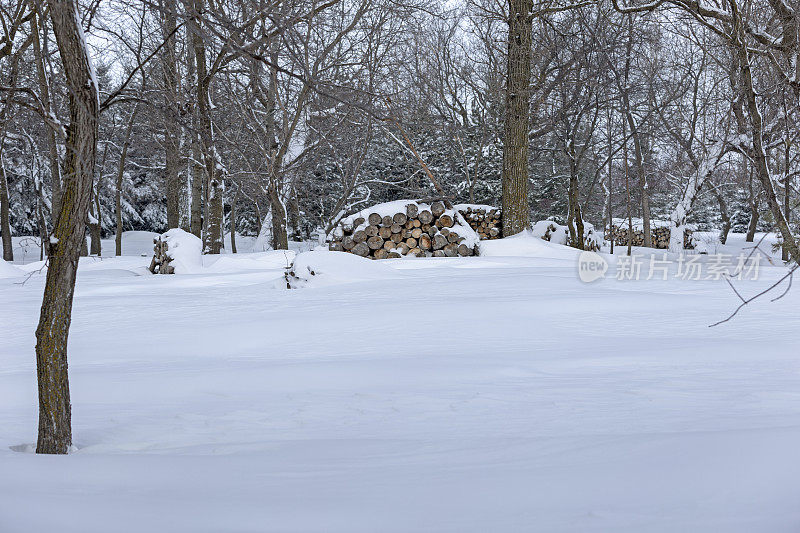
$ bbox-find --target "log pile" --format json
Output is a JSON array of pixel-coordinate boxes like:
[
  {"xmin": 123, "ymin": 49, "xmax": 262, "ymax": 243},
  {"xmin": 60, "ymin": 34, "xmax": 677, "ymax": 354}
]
[
  {"xmin": 329, "ymin": 200, "xmax": 480, "ymax": 259},
  {"xmin": 606, "ymin": 219, "xmax": 695, "ymax": 249},
  {"xmin": 455, "ymin": 205, "xmax": 502, "ymax": 240},
  {"xmin": 532, "ymin": 220, "xmax": 602, "ymax": 251},
  {"xmin": 149, "ymin": 237, "xmax": 174, "ymax": 274},
  {"xmin": 148, "ymin": 229, "xmax": 203, "ymax": 274}
]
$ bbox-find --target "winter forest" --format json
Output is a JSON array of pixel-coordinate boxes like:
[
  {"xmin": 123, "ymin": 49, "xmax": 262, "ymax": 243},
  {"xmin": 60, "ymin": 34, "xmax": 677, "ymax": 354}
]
[{"xmin": 2, "ymin": 0, "xmax": 800, "ymax": 531}]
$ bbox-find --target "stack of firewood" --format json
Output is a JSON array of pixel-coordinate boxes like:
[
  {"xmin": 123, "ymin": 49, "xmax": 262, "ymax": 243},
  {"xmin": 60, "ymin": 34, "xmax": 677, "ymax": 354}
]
[
  {"xmin": 329, "ymin": 200, "xmax": 480, "ymax": 259},
  {"xmin": 456, "ymin": 205, "xmax": 502, "ymax": 240},
  {"xmin": 606, "ymin": 220, "xmax": 695, "ymax": 249}
]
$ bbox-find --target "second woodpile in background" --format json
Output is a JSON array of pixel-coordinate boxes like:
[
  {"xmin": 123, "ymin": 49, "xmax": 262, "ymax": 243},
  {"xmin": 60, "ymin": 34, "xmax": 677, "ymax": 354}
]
[
  {"xmin": 455, "ymin": 205, "xmax": 502, "ymax": 240},
  {"xmin": 606, "ymin": 219, "xmax": 695, "ymax": 249}
]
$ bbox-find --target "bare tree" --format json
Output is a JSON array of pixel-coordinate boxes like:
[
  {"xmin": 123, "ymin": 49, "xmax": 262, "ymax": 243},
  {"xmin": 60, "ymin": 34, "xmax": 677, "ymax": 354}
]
[
  {"xmin": 502, "ymin": 0, "xmax": 533, "ymax": 236},
  {"xmin": 35, "ymin": 0, "xmax": 100, "ymax": 454}
]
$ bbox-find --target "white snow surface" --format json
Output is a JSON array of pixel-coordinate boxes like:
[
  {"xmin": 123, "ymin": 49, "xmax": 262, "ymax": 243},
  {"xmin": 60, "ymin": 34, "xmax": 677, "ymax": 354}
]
[
  {"xmin": 2, "ymin": 231, "xmax": 800, "ymax": 532},
  {"xmin": 0, "ymin": 259, "xmax": 23, "ymax": 278},
  {"xmin": 453, "ymin": 203, "xmax": 499, "ymax": 212}
]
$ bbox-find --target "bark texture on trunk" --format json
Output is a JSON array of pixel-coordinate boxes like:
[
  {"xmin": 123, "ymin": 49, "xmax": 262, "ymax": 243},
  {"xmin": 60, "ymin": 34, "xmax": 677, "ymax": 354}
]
[
  {"xmin": 567, "ymin": 160, "xmax": 584, "ymax": 250},
  {"xmin": 712, "ymin": 185, "xmax": 731, "ymax": 244},
  {"xmin": 501, "ymin": 0, "xmax": 532, "ymax": 236},
  {"xmin": 114, "ymin": 104, "xmax": 138, "ymax": 256},
  {"xmin": 161, "ymin": 0, "xmax": 182, "ymax": 229},
  {"xmin": 189, "ymin": 132, "xmax": 204, "ymax": 237},
  {"xmin": 0, "ymin": 44, "xmax": 21, "ymax": 261},
  {"xmin": 623, "ymin": 103, "xmax": 651, "ymax": 247},
  {"xmin": 265, "ymin": 46, "xmax": 289, "ymax": 250},
  {"xmin": 229, "ymin": 191, "xmax": 237, "ymax": 254},
  {"xmin": 185, "ymin": 14, "xmax": 203, "ymax": 238},
  {"xmin": 620, "ymin": 18, "xmax": 651, "ymax": 248},
  {"xmin": 31, "ymin": 8, "xmax": 63, "ymax": 224},
  {"xmin": 89, "ymin": 191, "xmax": 101, "ymax": 255},
  {"xmin": 746, "ymin": 203, "xmax": 759, "ymax": 242},
  {"xmin": 0, "ymin": 150, "xmax": 12, "ymax": 261},
  {"xmin": 268, "ymin": 182, "xmax": 288, "ymax": 250},
  {"xmin": 191, "ymin": 0, "xmax": 224, "ymax": 253},
  {"xmin": 36, "ymin": 0, "xmax": 99, "ymax": 455}
]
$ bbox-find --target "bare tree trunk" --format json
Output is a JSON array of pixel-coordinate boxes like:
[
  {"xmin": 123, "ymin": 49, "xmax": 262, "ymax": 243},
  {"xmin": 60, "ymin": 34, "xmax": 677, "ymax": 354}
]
[
  {"xmin": 607, "ymin": 105, "xmax": 614, "ymax": 255},
  {"xmin": 567, "ymin": 156, "xmax": 584, "ymax": 250},
  {"xmin": 89, "ymin": 190, "xmax": 101, "ymax": 256},
  {"xmin": 782, "ymin": 142, "xmax": 791, "ymax": 262},
  {"xmin": 185, "ymin": 15, "xmax": 203, "ymax": 238},
  {"xmin": 254, "ymin": 200, "xmax": 262, "ymax": 237},
  {"xmin": 190, "ymin": 0, "xmax": 224, "ymax": 254},
  {"xmin": 501, "ymin": 0, "xmax": 532, "ymax": 236},
  {"xmin": 623, "ymin": 104, "xmax": 651, "ymax": 247},
  {"xmin": 746, "ymin": 202, "xmax": 759, "ymax": 242},
  {"xmin": 114, "ymin": 103, "xmax": 139, "ymax": 256},
  {"xmin": 36, "ymin": 0, "xmax": 99, "ymax": 455},
  {"xmin": 80, "ymin": 230, "xmax": 88, "ymax": 256},
  {"xmin": 160, "ymin": 0, "xmax": 182, "ymax": 229},
  {"xmin": 268, "ymin": 182, "xmax": 288, "ymax": 250},
  {"xmin": 289, "ymin": 191, "xmax": 301, "ymax": 241},
  {"xmin": 710, "ymin": 184, "xmax": 731, "ymax": 244},
  {"xmin": 622, "ymin": 110, "xmax": 633, "ymax": 256},
  {"xmin": 189, "ymin": 132, "xmax": 204, "ymax": 237},
  {"xmin": 265, "ymin": 44, "xmax": 288, "ymax": 250},
  {"xmin": 229, "ymin": 190, "xmax": 237, "ymax": 254},
  {"xmin": 35, "ymin": 181, "xmax": 48, "ymax": 261},
  {"xmin": 0, "ymin": 43, "xmax": 21, "ymax": 261},
  {"xmin": 31, "ymin": 7, "xmax": 63, "ymax": 224},
  {"xmin": 744, "ymin": 161, "xmax": 758, "ymax": 242},
  {"xmin": 0, "ymin": 150, "xmax": 12, "ymax": 261},
  {"xmin": 621, "ymin": 17, "xmax": 651, "ymax": 248}
]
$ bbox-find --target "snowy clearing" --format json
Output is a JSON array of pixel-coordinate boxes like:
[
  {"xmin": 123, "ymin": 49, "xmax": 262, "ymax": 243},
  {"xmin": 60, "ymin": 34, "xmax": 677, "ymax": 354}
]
[{"xmin": 2, "ymin": 232, "xmax": 800, "ymax": 532}]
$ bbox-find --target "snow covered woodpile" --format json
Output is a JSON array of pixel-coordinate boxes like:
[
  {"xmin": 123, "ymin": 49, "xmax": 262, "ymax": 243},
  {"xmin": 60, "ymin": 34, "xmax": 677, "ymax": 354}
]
[
  {"xmin": 149, "ymin": 229, "xmax": 204, "ymax": 274},
  {"xmin": 532, "ymin": 220, "xmax": 602, "ymax": 252},
  {"xmin": 607, "ymin": 218, "xmax": 695, "ymax": 249},
  {"xmin": 149, "ymin": 237, "xmax": 173, "ymax": 274},
  {"xmin": 329, "ymin": 200, "xmax": 480, "ymax": 259},
  {"xmin": 455, "ymin": 204, "xmax": 502, "ymax": 240}
]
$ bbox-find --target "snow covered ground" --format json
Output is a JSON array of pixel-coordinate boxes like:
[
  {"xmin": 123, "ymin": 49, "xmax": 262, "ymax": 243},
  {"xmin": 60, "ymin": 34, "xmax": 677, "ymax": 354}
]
[{"xmin": 2, "ymin": 231, "xmax": 800, "ymax": 532}]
